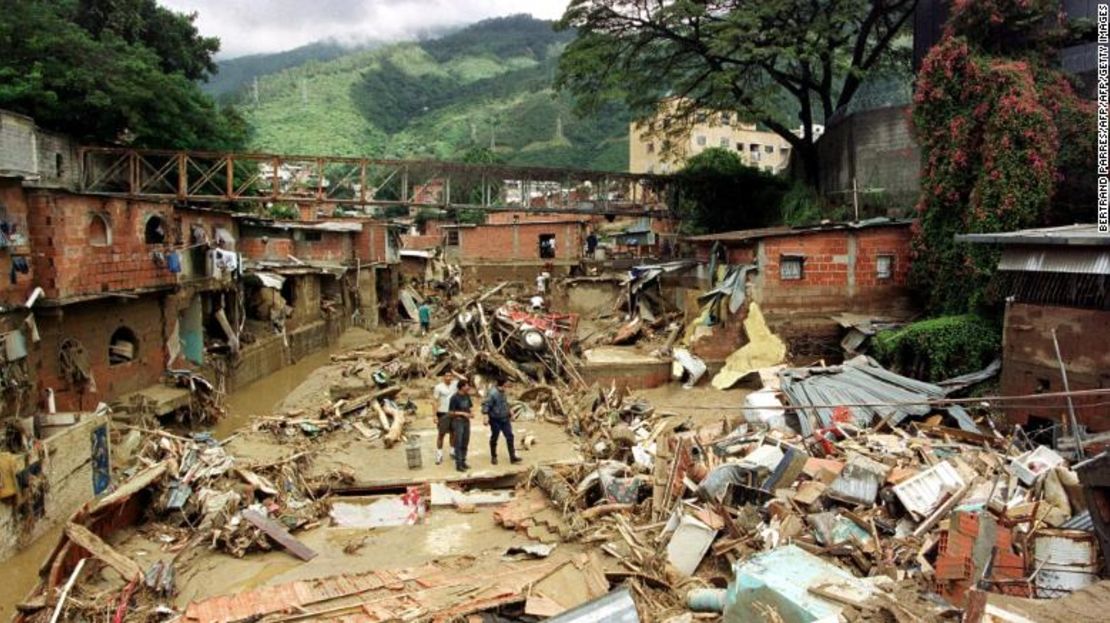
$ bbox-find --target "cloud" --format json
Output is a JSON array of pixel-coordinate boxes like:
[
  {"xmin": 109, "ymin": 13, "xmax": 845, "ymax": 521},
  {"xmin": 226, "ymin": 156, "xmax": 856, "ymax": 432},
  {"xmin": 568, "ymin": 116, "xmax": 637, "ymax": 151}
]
[{"xmin": 159, "ymin": 0, "xmax": 571, "ymax": 58}]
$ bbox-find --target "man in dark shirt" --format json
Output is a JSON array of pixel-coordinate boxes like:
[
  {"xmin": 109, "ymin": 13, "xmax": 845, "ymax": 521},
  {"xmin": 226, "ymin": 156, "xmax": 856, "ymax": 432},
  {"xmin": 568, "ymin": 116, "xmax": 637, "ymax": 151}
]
[
  {"xmin": 482, "ymin": 377, "xmax": 521, "ymax": 465},
  {"xmin": 448, "ymin": 380, "xmax": 474, "ymax": 472}
]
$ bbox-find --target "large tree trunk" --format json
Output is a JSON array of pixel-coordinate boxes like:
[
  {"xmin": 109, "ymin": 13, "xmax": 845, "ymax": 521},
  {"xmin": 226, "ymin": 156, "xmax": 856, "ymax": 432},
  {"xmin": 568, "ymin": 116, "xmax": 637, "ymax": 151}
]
[{"xmin": 795, "ymin": 140, "xmax": 821, "ymax": 190}]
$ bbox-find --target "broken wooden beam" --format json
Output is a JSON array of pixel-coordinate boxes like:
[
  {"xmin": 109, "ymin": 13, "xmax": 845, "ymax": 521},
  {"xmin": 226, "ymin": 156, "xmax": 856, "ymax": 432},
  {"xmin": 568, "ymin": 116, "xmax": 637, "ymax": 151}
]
[
  {"xmin": 64, "ymin": 523, "xmax": 142, "ymax": 581},
  {"xmin": 242, "ymin": 509, "xmax": 317, "ymax": 561}
]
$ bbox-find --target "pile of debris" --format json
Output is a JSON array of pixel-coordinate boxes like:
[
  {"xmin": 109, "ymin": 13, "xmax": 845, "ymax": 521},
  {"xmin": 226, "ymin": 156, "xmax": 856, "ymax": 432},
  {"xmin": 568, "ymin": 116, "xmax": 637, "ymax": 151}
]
[
  {"xmin": 486, "ymin": 370, "xmax": 1107, "ymax": 621},
  {"xmin": 431, "ymin": 283, "xmax": 585, "ymax": 388}
]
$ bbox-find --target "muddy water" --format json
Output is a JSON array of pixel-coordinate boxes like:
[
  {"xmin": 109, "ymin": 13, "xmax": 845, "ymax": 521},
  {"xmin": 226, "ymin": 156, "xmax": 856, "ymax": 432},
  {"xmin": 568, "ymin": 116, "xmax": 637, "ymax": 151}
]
[
  {"xmin": 215, "ymin": 327, "xmax": 380, "ymax": 438},
  {"xmin": 1, "ymin": 524, "xmax": 62, "ymax": 620},
  {"xmin": 0, "ymin": 328, "xmax": 380, "ymax": 618}
]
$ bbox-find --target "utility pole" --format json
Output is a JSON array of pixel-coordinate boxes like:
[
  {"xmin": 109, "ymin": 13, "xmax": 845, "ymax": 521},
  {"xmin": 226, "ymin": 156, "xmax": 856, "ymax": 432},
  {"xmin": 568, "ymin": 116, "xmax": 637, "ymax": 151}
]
[{"xmin": 252, "ymin": 76, "xmax": 259, "ymax": 107}]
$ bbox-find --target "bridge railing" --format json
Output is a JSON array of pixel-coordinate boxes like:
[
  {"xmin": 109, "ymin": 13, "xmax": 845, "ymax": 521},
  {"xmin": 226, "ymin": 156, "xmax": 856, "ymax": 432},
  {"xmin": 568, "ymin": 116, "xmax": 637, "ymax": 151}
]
[{"xmin": 78, "ymin": 147, "xmax": 672, "ymax": 216}]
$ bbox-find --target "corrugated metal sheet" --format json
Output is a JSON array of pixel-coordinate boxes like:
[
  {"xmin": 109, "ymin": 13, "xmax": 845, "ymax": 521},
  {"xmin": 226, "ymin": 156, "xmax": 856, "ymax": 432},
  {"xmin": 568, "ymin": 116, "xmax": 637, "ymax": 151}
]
[
  {"xmin": 998, "ymin": 247, "xmax": 1110, "ymax": 275},
  {"xmin": 779, "ymin": 357, "xmax": 980, "ymax": 434},
  {"xmin": 546, "ymin": 587, "xmax": 640, "ymax": 623},
  {"xmin": 957, "ymin": 224, "xmax": 1110, "ymax": 246},
  {"xmin": 1062, "ymin": 510, "xmax": 1094, "ymax": 531}
]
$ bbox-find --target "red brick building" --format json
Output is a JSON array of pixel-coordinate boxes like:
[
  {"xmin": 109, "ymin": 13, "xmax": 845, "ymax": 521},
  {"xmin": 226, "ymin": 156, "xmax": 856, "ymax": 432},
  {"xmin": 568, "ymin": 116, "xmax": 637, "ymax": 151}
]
[
  {"xmin": 685, "ymin": 220, "xmax": 916, "ymax": 353},
  {"xmin": 958, "ymin": 225, "xmax": 1110, "ymax": 434}
]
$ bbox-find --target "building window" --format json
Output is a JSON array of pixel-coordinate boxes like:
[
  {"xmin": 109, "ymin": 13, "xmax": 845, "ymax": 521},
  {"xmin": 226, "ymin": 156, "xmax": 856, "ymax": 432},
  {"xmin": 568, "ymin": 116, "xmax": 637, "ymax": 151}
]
[
  {"xmin": 646, "ymin": 142, "xmax": 655, "ymax": 154},
  {"xmin": 781, "ymin": 147, "xmax": 791, "ymax": 159},
  {"xmin": 88, "ymin": 212, "xmax": 111, "ymax": 247},
  {"xmin": 736, "ymin": 143, "xmax": 745, "ymax": 152},
  {"xmin": 144, "ymin": 214, "xmax": 167, "ymax": 244},
  {"xmin": 539, "ymin": 234, "xmax": 556, "ymax": 259},
  {"xmin": 302, "ymin": 231, "xmax": 322, "ymax": 242},
  {"xmin": 721, "ymin": 113, "xmax": 731, "ymax": 126},
  {"xmin": 719, "ymin": 137, "xmax": 729, "ymax": 148},
  {"xmin": 876, "ymin": 254, "xmax": 894, "ymax": 279},
  {"xmin": 109, "ymin": 327, "xmax": 139, "ymax": 366},
  {"xmin": 764, "ymin": 145, "xmax": 774, "ymax": 153},
  {"xmin": 696, "ymin": 135, "xmax": 707, "ymax": 146},
  {"xmin": 447, "ymin": 229, "xmax": 460, "ymax": 246},
  {"xmin": 780, "ymin": 255, "xmax": 804, "ymax": 281},
  {"xmin": 696, "ymin": 112, "xmax": 708, "ymax": 123}
]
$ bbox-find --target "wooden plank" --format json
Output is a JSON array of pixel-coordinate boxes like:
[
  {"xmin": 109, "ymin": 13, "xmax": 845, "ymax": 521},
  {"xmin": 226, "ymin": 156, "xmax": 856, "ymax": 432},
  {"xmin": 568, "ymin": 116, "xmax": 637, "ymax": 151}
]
[
  {"xmin": 64, "ymin": 523, "xmax": 142, "ymax": 580},
  {"xmin": 91, "ymin": 461, "xmax": 168, "ymax": 514},
  {"xmin": 242, "ymin": 510, "xmax": 318, "ymax": 561}
]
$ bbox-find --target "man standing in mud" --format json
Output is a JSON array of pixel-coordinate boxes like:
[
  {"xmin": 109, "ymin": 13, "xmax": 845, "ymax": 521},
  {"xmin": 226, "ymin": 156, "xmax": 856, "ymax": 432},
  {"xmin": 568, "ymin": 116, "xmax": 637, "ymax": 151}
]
[
  {"xmin": 432, "ymin": 371, "xmax": 457, "ymax": 465},
  {"xmin": 448, "ymin": 380, "xmax": 474, "ymax": 472},
  {"xmin": 482, "ymin": 377, "xmax": 521, "ymax": 465}
]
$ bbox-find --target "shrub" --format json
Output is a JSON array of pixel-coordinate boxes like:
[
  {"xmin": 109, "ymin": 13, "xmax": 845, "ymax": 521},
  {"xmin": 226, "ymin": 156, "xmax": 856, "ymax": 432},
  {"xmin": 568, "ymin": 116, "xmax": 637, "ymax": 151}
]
[{"xmin": 871, "ymin": 315, "xmax": 1000, "ymax": 382}]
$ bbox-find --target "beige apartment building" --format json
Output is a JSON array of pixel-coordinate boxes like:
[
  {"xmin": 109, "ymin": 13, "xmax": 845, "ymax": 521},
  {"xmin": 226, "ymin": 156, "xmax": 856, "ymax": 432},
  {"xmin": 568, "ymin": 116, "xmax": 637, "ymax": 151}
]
[{"xmin": 629, "ymin": 108, "xmax": 794, "ymax": 175}]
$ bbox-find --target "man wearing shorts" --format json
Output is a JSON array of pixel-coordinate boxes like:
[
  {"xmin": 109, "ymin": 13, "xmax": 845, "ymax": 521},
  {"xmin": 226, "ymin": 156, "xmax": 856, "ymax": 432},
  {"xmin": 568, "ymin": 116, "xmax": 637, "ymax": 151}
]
[{"xmin": 432, "ymin": 372, "xmax": 457, "ymax": 464}]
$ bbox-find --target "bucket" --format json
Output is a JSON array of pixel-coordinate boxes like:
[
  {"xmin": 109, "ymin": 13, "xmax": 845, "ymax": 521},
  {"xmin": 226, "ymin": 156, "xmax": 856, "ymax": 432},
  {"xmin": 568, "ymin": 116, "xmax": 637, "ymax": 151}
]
[
  {"xmin": 405, "ymin": 435, "xmax": 423, "ymax": 470},
  {"xmin": 1033, "ymin": 529, "xmax": 1098, "ymax": 597}
]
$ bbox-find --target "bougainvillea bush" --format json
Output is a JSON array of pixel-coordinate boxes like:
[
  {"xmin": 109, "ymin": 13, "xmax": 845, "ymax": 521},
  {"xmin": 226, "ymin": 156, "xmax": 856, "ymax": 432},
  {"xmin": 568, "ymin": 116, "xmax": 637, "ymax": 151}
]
[{"xmin": 911, "ymin": 0, "xmax": 1095, "ymax": 314}]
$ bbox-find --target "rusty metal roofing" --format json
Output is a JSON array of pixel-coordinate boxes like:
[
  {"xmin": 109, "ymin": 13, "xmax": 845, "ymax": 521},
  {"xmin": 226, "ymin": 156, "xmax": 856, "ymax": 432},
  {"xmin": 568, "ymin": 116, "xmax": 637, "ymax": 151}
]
[
  {"xmin": 956, "ymin": 224, "xmax": 1110, "ymax": 246},
  {"xmin": 997, "ymin": 247, "xmax": 1110, "ymax": 275},
  {"xmin": 683, "ymin": 217, "xmax": 911, "ymax": 244}
]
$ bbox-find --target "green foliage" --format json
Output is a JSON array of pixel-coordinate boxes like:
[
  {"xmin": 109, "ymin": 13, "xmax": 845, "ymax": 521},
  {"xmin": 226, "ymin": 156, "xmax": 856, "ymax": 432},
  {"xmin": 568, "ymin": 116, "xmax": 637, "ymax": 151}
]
[
  {"xmin": 871, "ymin": 315, "xmax": 1001, "ymax": 382},
  {"xmin": 911, "ymin": 0, "xmax": 1096, "ymax": 315},
  {"xmin": 421, "ymin": 14, "xmax": 569, "ymax": 62},
  {"xmin": 555, "ymin": 0, "xmax": 917, "ymax": 185},
  {"xmin": 673, "ymin": 148, "xmax": 789, "ymax": 234},
  {"xmin": 237, "ymin": 16, "xmax": 629, "ymax": 170},
  {"xmin": 267, "ymin": 203, "xmax": 298, "ymax": 219},
  {"xmin": 0, "ymin": 0, "xmax": 245, "ymax": 149},
  {"xmin": 382, "ymin": 205, "xmax": 409, "ymax": 218},
  {"xmin": 455, "ymin": 208, "xmax": 487, "ymax": 225},
  {"xmin": 206, "ymin": 41, "xmax": 368, "ymax": 98},
  {"xmin": 780, "ymin": 183, "xmax": 828, "ymax": 227}
]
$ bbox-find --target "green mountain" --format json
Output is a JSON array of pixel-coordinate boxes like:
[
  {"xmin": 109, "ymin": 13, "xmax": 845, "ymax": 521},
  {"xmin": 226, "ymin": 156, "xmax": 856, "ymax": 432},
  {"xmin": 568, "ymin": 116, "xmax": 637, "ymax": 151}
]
[
  {"xmin": 230, "ymin": 15, "xmax": 630, "ymax": 171},
  {"xmin": 204, "ymin": 41, "xmax": 374, "ymax": 98}
]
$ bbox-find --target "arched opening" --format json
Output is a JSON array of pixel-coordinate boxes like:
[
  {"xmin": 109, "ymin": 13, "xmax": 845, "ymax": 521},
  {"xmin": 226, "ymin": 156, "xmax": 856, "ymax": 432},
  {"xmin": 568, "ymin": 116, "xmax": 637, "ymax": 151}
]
[
  {"xmin": 88, "ymin": 213, "xmax": 111, "ymax": 247},
  {"xmin": 144, "ymin": 214, "xmax": 167, "ymax": 244},
  {"xmin": 109, "ymin": 326, "xmax": 138, "ymax": 365}
]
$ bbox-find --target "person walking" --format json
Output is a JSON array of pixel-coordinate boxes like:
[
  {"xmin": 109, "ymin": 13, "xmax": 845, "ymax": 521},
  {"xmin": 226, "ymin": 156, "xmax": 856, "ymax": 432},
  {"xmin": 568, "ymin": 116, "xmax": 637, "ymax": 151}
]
[
  {"xmin": 417, "ymin": 301, "xmax": 432, "ymax": 335},
  {"xmin": 482, "ymin": 378, "xmax": 521, "ymax": 465},
  {"xmin": 432, "ymin": 371, "xmax": 458, "ymax": 465},
  {"xmin": 448, "ymin": 380, "xmax": 474, "ymax": 472}
]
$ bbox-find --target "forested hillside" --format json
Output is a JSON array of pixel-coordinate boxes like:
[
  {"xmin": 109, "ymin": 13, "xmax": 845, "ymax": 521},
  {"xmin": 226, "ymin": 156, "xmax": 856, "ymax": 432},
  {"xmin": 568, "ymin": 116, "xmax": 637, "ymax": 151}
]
[{"xmin": 226, "ymin": 15, "xmax": 630, "ymax": 171}]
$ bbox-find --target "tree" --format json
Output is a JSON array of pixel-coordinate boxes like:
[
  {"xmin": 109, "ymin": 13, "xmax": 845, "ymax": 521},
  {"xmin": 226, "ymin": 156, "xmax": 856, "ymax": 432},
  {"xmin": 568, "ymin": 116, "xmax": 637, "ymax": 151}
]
[
  {"xmin": 674, "ymin": 147, "xmax": 789, "ymax": 234},
  {"xmin": 0, "ymin": 0, "xmax": 246, "ymax": 150},
  {"xmin": 556, "ymin": 0, "xmax": 917, "ymax": 186},
  {"xmin": 910, "ymin": 0, "xmax": 1095, "ymax": 314}
]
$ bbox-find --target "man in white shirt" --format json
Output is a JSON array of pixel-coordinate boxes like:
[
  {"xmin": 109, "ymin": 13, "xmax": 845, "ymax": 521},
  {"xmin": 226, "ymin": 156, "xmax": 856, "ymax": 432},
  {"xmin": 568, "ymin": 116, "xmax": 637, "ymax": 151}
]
[{"xmin": 432, "ymin": 372, "xmax": 458, "ymax": 465}]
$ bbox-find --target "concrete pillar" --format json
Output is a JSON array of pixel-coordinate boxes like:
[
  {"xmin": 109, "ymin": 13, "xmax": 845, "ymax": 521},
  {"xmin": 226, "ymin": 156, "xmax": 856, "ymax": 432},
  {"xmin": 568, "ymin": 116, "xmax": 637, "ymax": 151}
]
[{"xmin": 847, "ymin": 233, "xmax": 858, "ymax": 297}]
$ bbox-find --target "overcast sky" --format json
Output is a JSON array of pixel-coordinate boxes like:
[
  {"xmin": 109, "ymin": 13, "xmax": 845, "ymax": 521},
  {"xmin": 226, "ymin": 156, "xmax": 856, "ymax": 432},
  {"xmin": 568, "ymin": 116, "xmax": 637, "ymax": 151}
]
[{"xmin": 160, "ymin": 0, "xmax": 570, "ymax": 59}]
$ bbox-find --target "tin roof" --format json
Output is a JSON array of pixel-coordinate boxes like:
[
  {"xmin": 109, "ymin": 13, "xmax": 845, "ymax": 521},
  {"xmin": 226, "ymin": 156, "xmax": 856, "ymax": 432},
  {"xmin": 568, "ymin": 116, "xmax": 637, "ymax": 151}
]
[
  {"xmin": 998, "ymin": 247, "xmax": 1110, "ymax": 275},
  {"xmin": 683, "ymin": 217, "xmax": 911, "ymax": 244},
  {"xmin": 955, "ymin": 224, "xmax": 1110, "ymax": 246}
]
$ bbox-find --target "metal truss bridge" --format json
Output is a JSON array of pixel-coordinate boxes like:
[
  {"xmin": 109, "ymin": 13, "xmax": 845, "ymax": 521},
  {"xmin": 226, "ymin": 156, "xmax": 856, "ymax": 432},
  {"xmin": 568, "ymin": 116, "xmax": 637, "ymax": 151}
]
[{"xmin": 77, "ymin": 147, "xmax": 672, "ymax": 216}]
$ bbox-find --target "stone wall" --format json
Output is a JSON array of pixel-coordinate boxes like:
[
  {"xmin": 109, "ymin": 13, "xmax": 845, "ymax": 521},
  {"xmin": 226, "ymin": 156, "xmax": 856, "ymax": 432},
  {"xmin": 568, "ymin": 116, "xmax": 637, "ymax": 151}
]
[{"xmin": 817, "ymin": 106, "xmax": 921, "ymax": 217}]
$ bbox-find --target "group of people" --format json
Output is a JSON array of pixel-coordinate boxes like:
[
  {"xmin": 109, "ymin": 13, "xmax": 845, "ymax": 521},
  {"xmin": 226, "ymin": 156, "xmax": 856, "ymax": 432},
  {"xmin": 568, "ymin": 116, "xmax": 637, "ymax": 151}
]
[{"xmin": 432, "ymin": 372, "xmax": 522, "ymax": 472}]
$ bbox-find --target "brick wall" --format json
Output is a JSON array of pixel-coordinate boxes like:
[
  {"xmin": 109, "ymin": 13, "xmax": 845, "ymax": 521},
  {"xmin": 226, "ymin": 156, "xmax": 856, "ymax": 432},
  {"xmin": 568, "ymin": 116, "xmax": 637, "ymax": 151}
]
[
  {"xmin": 293, "ymin": 230, "xmax": 352, "ymax": 263},
  {"xmin": 353, "ymin": 220, "xmax": 393, "ymax": 263},
  {"xmin": 458, "ymin": 222, "xmax": 585, "ymax": 261},
  {"xmin": 1001, "ymin": 302, "xmax": 1110, "ymax": 433},
  {"xmin": 238, "ymin": 236, "xmax": 295, "ymax": 261},
  {"xmin": 0, "ymin": 178, "xmax": 33, "ymax": 306},
  {"xmin": 752, "ymin": 225, "xmax": 914, "ymax": 317},
  {"xmin": 27, "ymin": 192, "xmax": 181, "ymax": 300},
  {"xmin": 401, "ymin": 234, "xmax": 440, "ymax": 249},
  {"xmin": 33, "ymin": 294, "xmax": 170, "ymax": 412}
]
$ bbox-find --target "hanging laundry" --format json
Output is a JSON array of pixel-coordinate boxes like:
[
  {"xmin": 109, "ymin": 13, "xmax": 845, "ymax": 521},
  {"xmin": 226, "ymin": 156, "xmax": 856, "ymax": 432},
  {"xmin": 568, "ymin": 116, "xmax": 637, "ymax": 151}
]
[
  {"xmin": 211, "ymin": 248, "xmax": 239, "ymax": 274},
  {"xmin": 166, "ymin": 250, "xmax": 182, "ymax": 274},
  {"xmin": 9, "ymin": 256, "xmax": 29, "ymax": 284}
]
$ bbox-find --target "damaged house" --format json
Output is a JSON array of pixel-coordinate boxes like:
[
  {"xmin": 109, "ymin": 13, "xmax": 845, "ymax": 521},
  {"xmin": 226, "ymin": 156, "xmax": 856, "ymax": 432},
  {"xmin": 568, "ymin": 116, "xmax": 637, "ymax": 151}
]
[
  {"xmin": 685, "ymin": 219, "xmax": 916, "ymax": 358},
  {"xmin": 957, "ymin": 224, "xmax": 1110, "ymax": 442}
]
